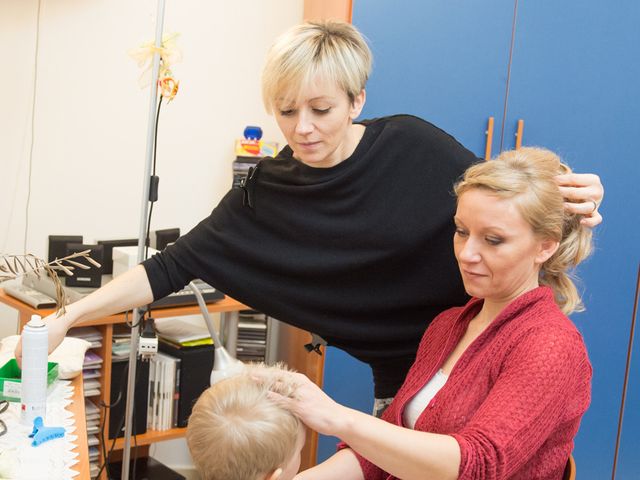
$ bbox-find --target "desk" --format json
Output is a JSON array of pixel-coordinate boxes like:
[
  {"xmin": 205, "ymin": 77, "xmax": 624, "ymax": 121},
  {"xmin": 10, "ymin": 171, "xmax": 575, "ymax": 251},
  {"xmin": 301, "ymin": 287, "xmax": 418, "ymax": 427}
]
[
  {"xmin": 0, "ymin": 288, "xmax": 248, "ymax": 479},
  {"xmin": 69, "ymin": 375, "xmax": 90, "ymax": 480},
  {"xmin": 0, "ymin": 375, "xmax": 88, "ymax": 479}
]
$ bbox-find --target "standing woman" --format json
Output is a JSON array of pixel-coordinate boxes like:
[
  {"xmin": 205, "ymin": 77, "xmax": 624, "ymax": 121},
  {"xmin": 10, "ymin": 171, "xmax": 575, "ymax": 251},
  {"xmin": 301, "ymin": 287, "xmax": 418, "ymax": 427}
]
[
  {"xmin": 274, "ymin": 147, "xmax": 593, "ymax": 480},
  {"xmin": 16, "ymin": 22, "xmax": 603, "ymax": 410}
]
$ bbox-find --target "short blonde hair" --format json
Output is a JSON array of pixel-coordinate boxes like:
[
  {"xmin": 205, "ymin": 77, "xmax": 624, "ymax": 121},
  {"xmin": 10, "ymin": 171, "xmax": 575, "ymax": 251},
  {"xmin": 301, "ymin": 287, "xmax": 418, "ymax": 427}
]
[
  {"xmin": 262, "ymin": 20, "xmax": 372, "ymax": 113},
  {"xmin": 454, "ymin": 147, "xmax": 593, "ymax": 314},
  {"xmin": 186, "ymin": 363, "xmax": 302, "ymax": 480}
]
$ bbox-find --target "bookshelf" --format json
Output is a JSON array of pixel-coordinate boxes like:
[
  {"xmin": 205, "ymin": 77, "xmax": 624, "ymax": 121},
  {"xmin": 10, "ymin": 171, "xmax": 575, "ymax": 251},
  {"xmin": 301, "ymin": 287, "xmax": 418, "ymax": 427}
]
[{"xmin": 0, "ymin": 288, "xmax": 324, "ymax": 477}]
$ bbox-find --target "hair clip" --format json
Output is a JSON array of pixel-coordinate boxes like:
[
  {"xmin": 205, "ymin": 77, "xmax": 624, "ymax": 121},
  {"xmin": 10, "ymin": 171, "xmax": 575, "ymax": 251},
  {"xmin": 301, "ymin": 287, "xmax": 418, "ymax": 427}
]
[
  {"xmin": 28, "ymin": 416, "xmax": 65, "ymax": 447},
  {"xmin": 304, "ymin": 333, "xmax": 327, "ymax": 356},
  {"xmin": 240, "ymin": 163, "xmax": 260, "ymax": 209}
]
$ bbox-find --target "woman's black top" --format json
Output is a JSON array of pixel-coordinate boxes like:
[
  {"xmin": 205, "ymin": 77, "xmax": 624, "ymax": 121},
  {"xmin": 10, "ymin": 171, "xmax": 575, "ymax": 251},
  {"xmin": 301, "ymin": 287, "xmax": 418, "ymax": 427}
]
[{"xmin": 143, "ymin": 114, "xmax": 478, "ymax": 397}]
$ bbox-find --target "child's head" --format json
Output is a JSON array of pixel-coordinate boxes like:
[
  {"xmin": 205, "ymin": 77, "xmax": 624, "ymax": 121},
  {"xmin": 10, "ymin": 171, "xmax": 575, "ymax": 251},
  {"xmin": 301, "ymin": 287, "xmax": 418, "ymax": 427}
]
[{"xmin": 186, "ymin": 363, "xmax": 305, "ymax": 480}]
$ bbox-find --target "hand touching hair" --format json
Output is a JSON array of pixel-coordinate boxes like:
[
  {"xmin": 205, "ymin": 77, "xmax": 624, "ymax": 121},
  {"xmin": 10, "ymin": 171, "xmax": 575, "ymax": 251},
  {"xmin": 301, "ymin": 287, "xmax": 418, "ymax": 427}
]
[{"xmin": 186, "ymin": 363, "xmax": 302, "ymax": 480}]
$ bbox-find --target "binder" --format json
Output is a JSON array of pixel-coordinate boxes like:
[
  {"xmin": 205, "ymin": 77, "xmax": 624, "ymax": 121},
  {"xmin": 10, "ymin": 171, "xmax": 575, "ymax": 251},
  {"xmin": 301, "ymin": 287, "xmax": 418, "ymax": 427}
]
[
  {"xmin": 109, "ymin": 358, "xmax": 149, "ymax": 439},
  {"xmin": 158, "ymin": 341, "xmax": 214, "ymax": 427}
]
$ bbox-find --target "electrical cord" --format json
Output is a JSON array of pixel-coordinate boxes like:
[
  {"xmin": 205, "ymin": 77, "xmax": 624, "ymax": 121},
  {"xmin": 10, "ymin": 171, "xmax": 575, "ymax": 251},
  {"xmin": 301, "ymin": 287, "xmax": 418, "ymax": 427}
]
[
  {"xmin": 95, "ymin": 360, "xmax": 129, "ymax": 479},
  {"xmin": 144, "ymin": 94, "xmax": 164, "ymax": 324},
  {"xmin": 22, "ymin": 0, "xmax": 42, "ymax": 254}
]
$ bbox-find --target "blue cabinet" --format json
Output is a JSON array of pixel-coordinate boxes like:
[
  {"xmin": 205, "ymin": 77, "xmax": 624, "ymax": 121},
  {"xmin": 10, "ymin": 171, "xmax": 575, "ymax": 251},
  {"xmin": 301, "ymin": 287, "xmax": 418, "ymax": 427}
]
[
  {"xmin": 318, "ymin": 1, "xmax": 640, "ymax": 476},
  {"xmin": 354, "ymin": 0, "xmax": 515, "ymax": 157},
  {"xmin": 505, "ymin": 2, "xmax": 640, "ymax": 477}
]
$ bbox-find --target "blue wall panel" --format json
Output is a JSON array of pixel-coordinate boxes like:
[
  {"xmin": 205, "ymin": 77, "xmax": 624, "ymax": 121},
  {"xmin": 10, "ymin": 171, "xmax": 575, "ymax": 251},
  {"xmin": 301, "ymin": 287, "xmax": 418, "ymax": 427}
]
[
  {"xmin": 353, "ymin": 0, "xmax": 515, "ymax": 157},
  {"xmin": 317, "ymin": 347, "xmax": 373, "ymax": 462},
  {"xmin": 505, "ymin": 2, "xmax": 640, "ymax": 477}
]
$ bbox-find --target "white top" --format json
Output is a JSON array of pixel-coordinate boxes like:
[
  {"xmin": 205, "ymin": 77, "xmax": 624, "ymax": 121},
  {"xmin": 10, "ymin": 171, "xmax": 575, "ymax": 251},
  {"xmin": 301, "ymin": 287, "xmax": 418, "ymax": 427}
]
[{"xmin": 402, "ymin": 369, "xmax": 449, "ymax": 429}]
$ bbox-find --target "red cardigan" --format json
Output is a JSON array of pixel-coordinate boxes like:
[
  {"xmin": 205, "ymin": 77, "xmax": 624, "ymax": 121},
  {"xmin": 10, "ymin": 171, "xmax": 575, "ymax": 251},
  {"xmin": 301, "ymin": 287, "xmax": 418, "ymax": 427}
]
[{"xmin": 355, "ymin": 287, "xmax": 591, "ymax": 480}]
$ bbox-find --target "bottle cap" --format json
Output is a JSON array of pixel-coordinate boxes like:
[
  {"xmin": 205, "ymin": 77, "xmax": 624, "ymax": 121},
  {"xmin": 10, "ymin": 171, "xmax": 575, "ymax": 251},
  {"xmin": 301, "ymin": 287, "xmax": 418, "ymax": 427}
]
[{"xmin": 28, "ymin": 315, "xmax": 45, "ymax": 328}]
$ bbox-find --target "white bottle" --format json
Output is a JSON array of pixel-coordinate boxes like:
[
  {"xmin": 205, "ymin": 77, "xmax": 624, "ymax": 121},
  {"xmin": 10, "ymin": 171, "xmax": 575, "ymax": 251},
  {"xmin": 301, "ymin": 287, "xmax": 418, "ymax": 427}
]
[{"xmin": 20, "ymin": 314, "xmax": 49, "ymax": 425}]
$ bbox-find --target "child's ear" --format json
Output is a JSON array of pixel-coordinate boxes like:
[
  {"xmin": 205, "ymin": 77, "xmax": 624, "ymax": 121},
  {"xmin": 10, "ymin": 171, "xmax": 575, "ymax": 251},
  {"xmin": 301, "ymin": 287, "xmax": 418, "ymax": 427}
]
[{"xmin": 265, "ymin": 468, "xmax": 283, "ymax": 480}]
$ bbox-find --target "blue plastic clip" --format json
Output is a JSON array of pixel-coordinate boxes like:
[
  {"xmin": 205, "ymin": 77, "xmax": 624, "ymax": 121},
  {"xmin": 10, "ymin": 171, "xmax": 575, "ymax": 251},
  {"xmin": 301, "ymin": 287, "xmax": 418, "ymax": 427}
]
[{"xmin": 29, "ymin": 416, "xmax": 65, "ymax": 446}]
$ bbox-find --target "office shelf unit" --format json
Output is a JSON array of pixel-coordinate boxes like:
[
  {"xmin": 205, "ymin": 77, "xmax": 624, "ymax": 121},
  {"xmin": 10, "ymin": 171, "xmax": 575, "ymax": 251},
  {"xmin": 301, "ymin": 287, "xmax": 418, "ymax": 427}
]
[
  {"xmin": 0, "ymin": 289, "xmax": 324, "ymax": 475},
  {"xmin": 0, "ymin": 290, "xmax": 248, "ymax": 479}
]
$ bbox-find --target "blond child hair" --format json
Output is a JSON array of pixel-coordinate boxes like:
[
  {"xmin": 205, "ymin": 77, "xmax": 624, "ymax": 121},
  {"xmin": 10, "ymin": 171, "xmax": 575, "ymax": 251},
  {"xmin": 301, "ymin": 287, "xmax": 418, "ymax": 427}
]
[{"xmin": 186, "ymin": 363, "xmax": 302, "ymax": 480}]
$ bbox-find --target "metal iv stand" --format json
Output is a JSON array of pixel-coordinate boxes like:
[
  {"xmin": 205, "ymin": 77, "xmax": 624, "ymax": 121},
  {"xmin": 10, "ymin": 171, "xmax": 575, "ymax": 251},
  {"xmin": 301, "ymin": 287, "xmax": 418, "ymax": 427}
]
[{"xmin": 121, "ymin": 0, "xmax": 166, "ymax": 478}]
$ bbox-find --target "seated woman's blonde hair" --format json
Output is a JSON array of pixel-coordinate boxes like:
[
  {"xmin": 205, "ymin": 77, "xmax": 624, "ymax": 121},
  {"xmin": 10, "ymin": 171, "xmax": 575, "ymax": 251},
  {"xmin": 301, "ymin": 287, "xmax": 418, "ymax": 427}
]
[
  {"xmin": 261, "ymin": 20, "xmax": 372, "ymax": 114},
  {"xmin": 186, "ymin": 363, "xmax": 301, "ymax": 480},
  {"xmin": 455, "ymin": 147, "xmax": 593, "ymax": 314}
]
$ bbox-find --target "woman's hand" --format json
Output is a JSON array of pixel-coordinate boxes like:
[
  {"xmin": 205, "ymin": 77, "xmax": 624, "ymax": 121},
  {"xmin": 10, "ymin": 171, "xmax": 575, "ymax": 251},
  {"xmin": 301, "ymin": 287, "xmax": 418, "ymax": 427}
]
[
  {"xmin": 555, "ymin": 173, "xmax": 604, "ymax": 227},
  {"xmin": 14, "ymin": 264, "xmax": 154, "ymax": 367},
  {"xmin": 257, "ymin": 370, "xmax": 352, "ymax": 437},
  {"xmin": 14, "ymin": 310, "xmax": 74, "ymax": 367}
]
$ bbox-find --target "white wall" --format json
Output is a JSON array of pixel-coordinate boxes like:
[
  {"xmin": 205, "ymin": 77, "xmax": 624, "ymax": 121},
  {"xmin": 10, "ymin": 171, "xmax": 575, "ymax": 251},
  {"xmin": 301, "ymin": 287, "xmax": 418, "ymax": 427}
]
[{"xmin": 0, "ymin": 0, "xmax": 304, "ymax": 471}]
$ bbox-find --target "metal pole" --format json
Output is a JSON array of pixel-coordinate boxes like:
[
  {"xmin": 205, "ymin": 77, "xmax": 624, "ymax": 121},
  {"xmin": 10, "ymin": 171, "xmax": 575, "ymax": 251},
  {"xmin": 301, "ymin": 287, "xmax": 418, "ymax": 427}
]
[{"xmin": 122, "ymin": 1, "xmax": 166, "ymax": 478}]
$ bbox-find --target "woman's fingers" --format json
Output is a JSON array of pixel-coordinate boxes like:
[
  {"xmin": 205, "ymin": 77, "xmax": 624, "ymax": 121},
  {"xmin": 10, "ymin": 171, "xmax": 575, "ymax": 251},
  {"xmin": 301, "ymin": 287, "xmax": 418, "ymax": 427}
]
[
  {"xmin": 555, "ymin": 173, "xmax": 604, "ymax": 204},
  {"xmin": 556, "ymin": 173, "xmax": 604, "ymax": 227}
]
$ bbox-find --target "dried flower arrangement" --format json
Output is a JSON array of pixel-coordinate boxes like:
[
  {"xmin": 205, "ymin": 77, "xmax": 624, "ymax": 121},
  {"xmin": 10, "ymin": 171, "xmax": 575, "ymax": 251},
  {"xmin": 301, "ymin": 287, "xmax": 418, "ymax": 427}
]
[
  {"xmin": 129, "ymin": 32, "xmax": 181, "ymax": 101},
  {"xmin": 0, "ymin": 251, "xmax": 101, "ymax": 314}
]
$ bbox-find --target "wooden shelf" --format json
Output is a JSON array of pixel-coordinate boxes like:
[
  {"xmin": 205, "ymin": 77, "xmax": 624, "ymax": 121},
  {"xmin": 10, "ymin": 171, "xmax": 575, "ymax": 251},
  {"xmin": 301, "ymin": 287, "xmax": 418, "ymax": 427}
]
[
  {"xmin": 0, "ymin": 289, "xmax": 249, "ymax": 326},
  {"xmin": 113, "ymin": 427, "xmax": 188, "ymax": 449}
]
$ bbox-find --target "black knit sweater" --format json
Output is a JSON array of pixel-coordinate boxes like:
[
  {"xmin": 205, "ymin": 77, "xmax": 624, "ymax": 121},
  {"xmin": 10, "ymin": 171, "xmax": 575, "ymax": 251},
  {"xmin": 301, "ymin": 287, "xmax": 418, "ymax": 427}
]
[{"xmin": 143, "ymin": 115, "xmax": 478, "ymax": 397}]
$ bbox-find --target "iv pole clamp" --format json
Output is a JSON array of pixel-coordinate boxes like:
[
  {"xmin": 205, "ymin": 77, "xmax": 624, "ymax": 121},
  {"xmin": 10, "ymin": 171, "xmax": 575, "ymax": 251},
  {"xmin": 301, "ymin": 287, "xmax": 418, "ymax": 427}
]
[{"xmin": 121, "ymin": 1, "xmax": 166, "ymax": 478}]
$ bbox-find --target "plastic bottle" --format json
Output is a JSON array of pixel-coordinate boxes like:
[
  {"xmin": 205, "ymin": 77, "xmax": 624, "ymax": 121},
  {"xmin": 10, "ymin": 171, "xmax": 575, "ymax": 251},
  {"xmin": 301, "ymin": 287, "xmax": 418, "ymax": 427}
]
[{"xmin": 20, "ymin": 314, "xmax": 49, "ymax": 425}]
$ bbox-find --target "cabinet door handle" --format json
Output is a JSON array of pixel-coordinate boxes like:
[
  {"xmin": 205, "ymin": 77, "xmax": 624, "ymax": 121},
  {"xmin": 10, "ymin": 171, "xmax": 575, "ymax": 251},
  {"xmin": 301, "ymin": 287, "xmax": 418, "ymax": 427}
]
[
  {"xmin": 612, "ymin": 262, "xmax": 640, "ymax": 478},
  {"xmin": 484, "ymin": 116, "xmax": 494, "ymax": 161},
  {"xmin": 515, "ymin": 119, "xmax": 524, "ymax": 149}
]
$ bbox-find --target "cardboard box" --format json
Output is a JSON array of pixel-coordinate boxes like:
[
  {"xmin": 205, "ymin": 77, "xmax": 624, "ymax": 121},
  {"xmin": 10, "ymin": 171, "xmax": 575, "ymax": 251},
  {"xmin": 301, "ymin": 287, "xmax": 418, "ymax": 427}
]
[{"xmin": 0, "ymin": 359, "xmax": 59, "ymax": 402}]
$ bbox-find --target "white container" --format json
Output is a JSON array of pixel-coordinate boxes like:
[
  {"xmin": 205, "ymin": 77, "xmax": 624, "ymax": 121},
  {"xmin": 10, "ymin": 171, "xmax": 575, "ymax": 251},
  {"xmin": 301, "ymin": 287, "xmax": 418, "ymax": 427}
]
[
  {"xmin": 20, "ymin": 314, "xmax": 48, "ymax": 425},
  {"xmin": 112, "ymin": 246, "xmax": 158, "ymax": 278}
]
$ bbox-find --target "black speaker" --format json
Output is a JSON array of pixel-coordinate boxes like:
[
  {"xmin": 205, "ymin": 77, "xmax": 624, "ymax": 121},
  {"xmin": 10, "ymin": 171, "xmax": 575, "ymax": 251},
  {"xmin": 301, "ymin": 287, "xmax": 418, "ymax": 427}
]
[
  {"xmin": 64, "ymin": 243, "xmax": 104, "ymax": 288},
  {"xmin": 108, "ymin": 358, "xmax": 150, "ymax": 439},
  {"xmin": 97, "ymin": 238, "xmax": 139, "ymax": 275},
  {"xmin": 151, "ymin": 228, "xmax": 180, "ymax": 251},
  {"xmin": 158, "ymin": 341, "xmax": 214, "ymax": 427},
  {"xmin": 48, "ymin": 235, "xmax": 83, "ymax": 276}
]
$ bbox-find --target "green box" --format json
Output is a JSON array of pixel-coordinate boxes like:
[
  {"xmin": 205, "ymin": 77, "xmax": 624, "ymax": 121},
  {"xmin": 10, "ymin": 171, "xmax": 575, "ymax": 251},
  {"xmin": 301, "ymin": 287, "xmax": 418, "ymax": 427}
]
[{"xmin": 0, "ymin": 358, "xmax": 59, "ymax": 402}]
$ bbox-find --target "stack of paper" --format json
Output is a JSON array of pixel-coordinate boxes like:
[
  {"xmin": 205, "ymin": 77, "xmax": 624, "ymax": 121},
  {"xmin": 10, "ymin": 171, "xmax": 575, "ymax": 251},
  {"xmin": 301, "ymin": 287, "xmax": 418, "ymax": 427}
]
[
  {"xmin": 67, "ymin": 327, "xmax": 102, "ymax": 349},
  {"xmin": 155, "ymin": 317, "xmax": 213, "ymax": 347},
  {"xmin": 112, "ymin": 325, "xmax": 132, "ymax": 361},
  {"xmin": 236, "ymin": 311, "xmax": 268, "ymax": 362},
  {"xmin": 67, "ymin": 327, "xmax": 103, "ymax": 476}
]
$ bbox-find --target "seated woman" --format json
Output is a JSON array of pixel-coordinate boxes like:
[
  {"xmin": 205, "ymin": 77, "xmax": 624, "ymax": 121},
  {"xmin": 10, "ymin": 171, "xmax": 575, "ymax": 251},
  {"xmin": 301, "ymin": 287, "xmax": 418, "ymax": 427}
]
[{"xmin": 266, "ymin": 147, "xmax": 593, "ymax": 480}]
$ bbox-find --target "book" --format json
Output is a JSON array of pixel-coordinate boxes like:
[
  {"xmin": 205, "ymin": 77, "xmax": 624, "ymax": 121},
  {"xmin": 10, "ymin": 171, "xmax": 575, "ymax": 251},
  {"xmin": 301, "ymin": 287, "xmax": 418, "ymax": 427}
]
[
  {"xmin": 147, "ymin": 357, "xmax": 157, "ymax": 430},
  {"xmin": 159, "ymin": 336, "xmax": 213, "ymax": 349},
  {"xmin": 172, "ymin": 356, "xmax": 181, "ymax": 428},
  {"xmin": 85, "ymin": 399, "xmax": 99, "ymax": 416},
  {"xmin": 83, "ymin": 351, "xmax": 103, "ymax": 367},
  {"xmin": 145, "ymin": 352, "xmax": 182, "ymax": 430},
  {"xmin": 82, "ymin": 369, "xmax": 101, "ymax": 380},
  {"xmin": 155, "ymin": 317, "xmax": 213, "ymax": 344}
]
